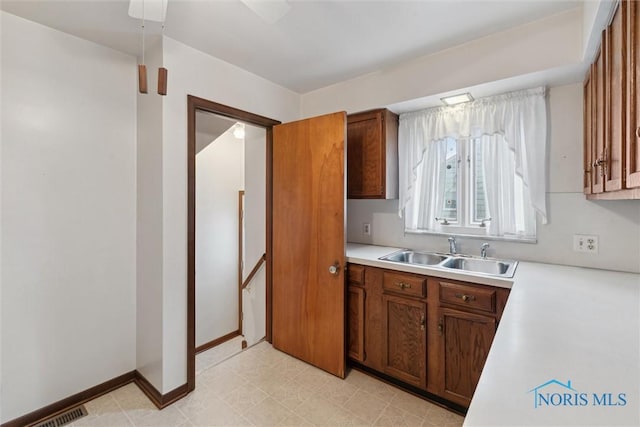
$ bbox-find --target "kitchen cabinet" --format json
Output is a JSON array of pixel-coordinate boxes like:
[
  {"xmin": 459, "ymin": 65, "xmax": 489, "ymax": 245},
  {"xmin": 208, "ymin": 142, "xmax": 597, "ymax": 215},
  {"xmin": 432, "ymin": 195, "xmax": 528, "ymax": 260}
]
[
  {"xmin": 347, "ymin": 265, "xmax": 365, "ymax": 362},
  {"xmin": 381, "ymin": 270, "xmax": 428, "ymax": 389},
  {"xmin": 627, "ymin": 0, "xmax": 640, "ymax": 187},
  {"xmin": 584, "ymin": 0, "xmax": 640, "ymax": 199},
  {"xmin": 435, "ymin": 280, "xmax": 500, "ymax": 407},
  {"xmin": 583, "ymin": 64, "xmax": 594, "ymax": 194},
  {"xmin": 347, "ymin": 263, "xmax": 509, "ymax": 410},
  {"xmin": 347, "ymin": 109, "xmax": 398, "ymax": 199}
]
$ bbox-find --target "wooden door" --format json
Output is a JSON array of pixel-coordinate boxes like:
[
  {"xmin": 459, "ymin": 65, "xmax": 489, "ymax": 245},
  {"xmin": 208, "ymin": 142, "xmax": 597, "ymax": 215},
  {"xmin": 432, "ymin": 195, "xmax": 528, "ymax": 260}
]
[
  {"xmin": 272, "ymin": 112, "xmax": 346, "ymax": 378},
  {"xmin": 593, "ymin": 42, "xmax": 606, "ymax": 194},
  {"xmin": 605, "ymin": 2, "xmax": 626, "ymax": 192},
  {"xmin": 627, "ymin": 0, "xmax": 640, "ymax": 188},
  {"xmin": 348, "ymin": 285, "xmax": 365, "ymax": 362},
  {"xmin": 584, "ymin": 66, "xmax": 594, "ymax": 195},
  {"xmin": 439, "ymin": 308, "xmax": 496, "ymax": 407},
  {"xmin": 382, "ymin": 294, "xmax": 427, "ymax": 388}
]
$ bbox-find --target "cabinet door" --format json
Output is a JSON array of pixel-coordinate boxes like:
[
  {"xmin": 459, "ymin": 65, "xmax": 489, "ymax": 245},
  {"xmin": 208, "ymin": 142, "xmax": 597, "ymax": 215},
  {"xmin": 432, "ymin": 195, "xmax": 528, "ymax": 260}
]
[
  {"xmin": 382, "ymin": 294, "xmax": 427, "ymax": 388},
  {"xmin": 584, "ymin": 65, "xmax": 594, "ymax": 195},
  {"xmin": 627, "ymin": 0, "xmax": 640, "ymax": 188},
  {"xmin": 347, "ymin": 111, "xmax": 385, "ymax": 198},
  {"xmin": 593, "ymin": 41, "xmax": 607, "ymax": 194},
  {"xmin": 438, "ymin": 308, "xmax": 496, "ymax": 407},
  {"xmin": 348, "ymin": 286, "xmax": 366, "ymax": 362},
  {"xmin": 605, "ymin": 2, "xmax": 626, "ymax": 192}
]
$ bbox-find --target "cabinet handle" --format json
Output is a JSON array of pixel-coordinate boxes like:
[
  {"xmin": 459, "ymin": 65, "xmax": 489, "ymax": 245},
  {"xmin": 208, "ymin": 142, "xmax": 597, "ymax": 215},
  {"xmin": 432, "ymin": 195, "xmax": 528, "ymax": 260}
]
[
  {"xmin": 455, "ymin": 293, "xmax": 476, "ymax": 302},
  {"xmin": 593, "ymin": 158, "xmax": 605, "ymax": 167},
  {"xmin": 420, "ymin": 313, "xmax": 425, "ymax": 331},
  {"xmin": 396, "ymin": 281, "xmax": 412, "ymax": 290},
  {"xmin": 636, "ymin": 126, "xmax": 640, "ymax": 139},
  {"xmin": 437, "ymin": 318, "xmax": 443, "ymax": 336}
]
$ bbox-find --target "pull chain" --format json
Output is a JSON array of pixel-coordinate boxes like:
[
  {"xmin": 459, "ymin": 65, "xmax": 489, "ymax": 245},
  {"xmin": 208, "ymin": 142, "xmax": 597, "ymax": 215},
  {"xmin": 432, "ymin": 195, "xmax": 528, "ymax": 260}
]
[
  {"xmin": 138, "ymin": 0, "xmax": 148, "ymax": 93},
  {"xmin": 158, "ymin": 0, "xmax": 168, "ymax": 95}
]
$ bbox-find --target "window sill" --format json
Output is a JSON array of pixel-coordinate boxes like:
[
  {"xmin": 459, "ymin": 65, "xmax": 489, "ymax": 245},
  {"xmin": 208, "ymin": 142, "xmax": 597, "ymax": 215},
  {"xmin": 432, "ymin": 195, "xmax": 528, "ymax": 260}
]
[{"xmin": 404, "ymin": 228, "xmax": 537, "ymax": 244}]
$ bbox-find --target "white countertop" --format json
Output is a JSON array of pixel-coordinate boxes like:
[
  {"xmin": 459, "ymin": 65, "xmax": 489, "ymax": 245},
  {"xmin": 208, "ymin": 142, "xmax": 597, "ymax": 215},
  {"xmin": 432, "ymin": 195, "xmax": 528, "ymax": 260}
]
[{"xmin": 346, "ymin": 243, "xmax": 640, "ymax": 426}]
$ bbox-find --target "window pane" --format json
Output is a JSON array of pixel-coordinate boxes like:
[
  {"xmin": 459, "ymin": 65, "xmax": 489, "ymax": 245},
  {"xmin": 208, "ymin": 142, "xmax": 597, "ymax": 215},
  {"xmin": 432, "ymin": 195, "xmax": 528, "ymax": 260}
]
[
  {"xmin": 472, "ymin": 140, "xmax": 488, "ymax": 222},
  {"xmin": 441, "ymin": 138, "xmax": 458, "ymax": 221}
]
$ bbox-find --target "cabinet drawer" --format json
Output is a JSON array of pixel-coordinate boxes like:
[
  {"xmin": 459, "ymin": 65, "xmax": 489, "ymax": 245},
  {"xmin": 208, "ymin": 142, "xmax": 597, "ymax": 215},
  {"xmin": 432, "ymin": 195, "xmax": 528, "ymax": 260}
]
[
  {"xmin": 383, "ymin": 271, "xmax": 426, "ymax": 298},
  {"xmin": 348, "ymin": 264, "xmax": 365, "ymax": 285},
  {"xmin": 439, "ymin": 281, "xmax": 496, "ymax": 313}
]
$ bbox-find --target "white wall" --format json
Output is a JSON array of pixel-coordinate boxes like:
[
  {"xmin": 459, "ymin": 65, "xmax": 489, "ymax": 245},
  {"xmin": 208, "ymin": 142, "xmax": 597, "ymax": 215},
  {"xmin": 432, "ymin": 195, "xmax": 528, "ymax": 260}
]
[
  {"xmin": 301, "ymin": 8, "xmax": 583, "ymax": 117},
  {"xmin": 159, "ymin": 36, "xmax": 300, "ymax": 392},
  {"xmin": 345, "ymin": 84, "xmax": 640, "ymax": 273},
  {"xmin": 136, "ymin": 39, "xmax": 164, "ymax": 391},
  {"xmin": 0, "ymin": 12, "xmax": 137, "ymax": 423},
  {"xmin": 196, "ymin": 131, "xmax": 244, "ymax": 347},
  {"xmin": 242, "ymin": 125, "xmax": 267, "ymax": 347}
]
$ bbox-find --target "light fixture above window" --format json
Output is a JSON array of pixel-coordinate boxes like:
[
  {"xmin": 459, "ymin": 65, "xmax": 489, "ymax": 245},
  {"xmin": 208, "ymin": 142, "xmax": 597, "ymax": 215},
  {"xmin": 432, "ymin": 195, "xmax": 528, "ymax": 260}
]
[
  {"xmin": 233, "ymin": 123, "xmax": 245, "ymax": 139},
  {"xmin": 440, "ymin": 93, "xmax": 474, "ymax": 106}
]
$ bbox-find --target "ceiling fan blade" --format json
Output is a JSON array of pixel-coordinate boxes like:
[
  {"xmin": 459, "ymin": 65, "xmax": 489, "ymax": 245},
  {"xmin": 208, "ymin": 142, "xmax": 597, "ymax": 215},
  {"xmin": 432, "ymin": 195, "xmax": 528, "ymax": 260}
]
[
  {"xmin": 240, "ymin": 0, "xmax": 291, "ymax": 24},
  {"xmin": 128, "ymin": 0, "xmax": 169, "ymax": 22}
]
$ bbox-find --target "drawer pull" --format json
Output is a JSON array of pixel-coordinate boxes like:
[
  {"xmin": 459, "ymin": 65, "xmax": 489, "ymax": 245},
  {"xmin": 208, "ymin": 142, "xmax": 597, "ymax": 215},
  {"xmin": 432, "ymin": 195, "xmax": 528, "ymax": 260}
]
[
  {"xmin": 420, "ymin": 313, "xmax": 426, "ymax": 331},
  {"xmin": 396, "ymin": 281, "xmax": 412, "ymax": 290},
  {"xmin": 456, "ymin": 293, "xmax": 476, "ymax": 302}
]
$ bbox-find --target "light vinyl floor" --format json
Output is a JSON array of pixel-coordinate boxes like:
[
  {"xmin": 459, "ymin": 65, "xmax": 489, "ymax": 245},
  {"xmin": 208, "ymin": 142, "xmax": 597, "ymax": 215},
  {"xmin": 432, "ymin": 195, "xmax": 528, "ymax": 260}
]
[{"xmin": 69, "ymin": 342, "xmax": 464, "ymax": 426}]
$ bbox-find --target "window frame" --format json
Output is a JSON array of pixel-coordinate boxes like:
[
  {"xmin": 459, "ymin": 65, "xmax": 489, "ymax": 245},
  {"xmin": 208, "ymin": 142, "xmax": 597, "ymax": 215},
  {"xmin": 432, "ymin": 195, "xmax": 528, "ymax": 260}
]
[{"xmin": 403, "ymin": 137, "xmax": 538, "ymax": 243}]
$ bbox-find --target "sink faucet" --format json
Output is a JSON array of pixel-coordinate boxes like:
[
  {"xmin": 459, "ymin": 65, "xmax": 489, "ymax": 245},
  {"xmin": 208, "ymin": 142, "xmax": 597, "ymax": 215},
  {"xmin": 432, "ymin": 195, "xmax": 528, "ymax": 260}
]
[
  {"xmin": 480, "ymin": 242, "xmax": 490, "ymax": 259},
  {"xmin": 448, "ymin": 236, "xmax": 457, "ymax": 255}
]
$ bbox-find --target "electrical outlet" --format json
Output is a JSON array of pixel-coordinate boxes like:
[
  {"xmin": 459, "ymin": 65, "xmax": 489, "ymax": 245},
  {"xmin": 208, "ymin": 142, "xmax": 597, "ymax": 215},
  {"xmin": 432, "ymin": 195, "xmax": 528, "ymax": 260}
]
[
  {"xmin": 573, "ymin": 234, "xmax": 599, "ymax": 253},
  {"xmin": 363, "ymin": 223, "xmax": 371, "ymax": 236}
]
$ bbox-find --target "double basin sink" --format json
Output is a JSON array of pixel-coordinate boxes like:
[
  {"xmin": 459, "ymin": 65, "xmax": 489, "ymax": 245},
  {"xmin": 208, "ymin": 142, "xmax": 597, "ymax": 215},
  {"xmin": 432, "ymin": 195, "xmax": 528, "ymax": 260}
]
[{"xmin": 379, "ymin": 249, "xmax": 518, "ymax": 278}]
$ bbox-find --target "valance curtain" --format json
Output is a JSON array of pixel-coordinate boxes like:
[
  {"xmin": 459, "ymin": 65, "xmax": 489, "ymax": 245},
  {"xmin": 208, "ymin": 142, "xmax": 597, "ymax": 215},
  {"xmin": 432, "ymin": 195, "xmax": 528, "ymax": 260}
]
[{"xmin": 399, "ymin": 87, "xmax": 548, "ymax": 230}]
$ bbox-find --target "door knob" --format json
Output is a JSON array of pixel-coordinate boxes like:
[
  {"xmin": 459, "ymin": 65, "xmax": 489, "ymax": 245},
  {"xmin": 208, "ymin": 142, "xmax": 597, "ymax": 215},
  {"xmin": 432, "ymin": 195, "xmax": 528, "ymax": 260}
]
[{"xmin": 328, "ymin": 262, "xmax": 340, "ymax": 275}]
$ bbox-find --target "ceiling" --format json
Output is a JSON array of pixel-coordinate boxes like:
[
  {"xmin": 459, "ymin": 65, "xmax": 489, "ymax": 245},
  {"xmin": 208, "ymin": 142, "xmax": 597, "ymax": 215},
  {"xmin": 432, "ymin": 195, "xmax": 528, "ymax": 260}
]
[{"xmin": 1, "ymin": 0, "xmax": 582, "ymax": 93}]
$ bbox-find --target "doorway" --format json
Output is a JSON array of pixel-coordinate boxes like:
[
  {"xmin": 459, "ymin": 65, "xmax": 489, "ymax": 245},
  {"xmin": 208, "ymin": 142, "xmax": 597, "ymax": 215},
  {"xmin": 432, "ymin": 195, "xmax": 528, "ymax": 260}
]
[{"xmin": 187, "ymin": 95, "xmax": 280, "ymax": 391}]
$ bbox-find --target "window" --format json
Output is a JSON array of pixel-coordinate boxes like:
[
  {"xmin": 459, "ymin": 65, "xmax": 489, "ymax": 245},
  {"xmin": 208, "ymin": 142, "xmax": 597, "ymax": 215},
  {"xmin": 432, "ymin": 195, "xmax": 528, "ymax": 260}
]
[
  {"xmin": 404, "ymin": 136, "xmax": 534, "ymax": 239},
  {"xmin": 399, "ymin": 87, "xmax": 548, "ymax": 241}
]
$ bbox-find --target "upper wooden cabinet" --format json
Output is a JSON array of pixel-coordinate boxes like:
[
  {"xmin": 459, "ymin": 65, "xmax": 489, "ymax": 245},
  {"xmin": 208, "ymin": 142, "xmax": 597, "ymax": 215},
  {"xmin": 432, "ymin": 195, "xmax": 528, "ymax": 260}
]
[
  {"xmin": 347, "ymin": 109, "xmax": 399, "ymax": 199},
  {"xmin": 584, "ymin": 0, "xmax": 640, "ymax": 199},
  {"xmin": 627, "ymin": 0, "xmax": 640, "ymax": 188}
]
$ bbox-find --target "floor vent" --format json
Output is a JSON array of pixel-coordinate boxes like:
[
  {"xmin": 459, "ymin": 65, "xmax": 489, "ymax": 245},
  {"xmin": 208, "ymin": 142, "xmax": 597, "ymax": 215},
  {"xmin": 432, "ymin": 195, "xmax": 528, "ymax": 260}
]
[{"xmin": 33, "ymin": 405, "xmax": 88, "ymax": 427}]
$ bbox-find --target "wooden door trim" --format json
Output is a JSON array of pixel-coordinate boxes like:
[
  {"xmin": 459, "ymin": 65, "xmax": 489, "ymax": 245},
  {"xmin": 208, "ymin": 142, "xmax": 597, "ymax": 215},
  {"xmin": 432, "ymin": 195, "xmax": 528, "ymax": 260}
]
[
  {"xmin": 238, "ymin": 190, "xmax": 244, "ymax": 334},
  {"xmin": 187, "ymin": 95, "xmax": 280, "ymax": 392}
]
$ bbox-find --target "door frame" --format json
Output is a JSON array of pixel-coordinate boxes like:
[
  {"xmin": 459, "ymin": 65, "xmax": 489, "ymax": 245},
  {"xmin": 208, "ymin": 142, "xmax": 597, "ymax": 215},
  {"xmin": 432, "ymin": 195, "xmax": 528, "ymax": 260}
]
[{"xmin": 187, "ymin": 95, "xmax": 280, "ymax": 392}]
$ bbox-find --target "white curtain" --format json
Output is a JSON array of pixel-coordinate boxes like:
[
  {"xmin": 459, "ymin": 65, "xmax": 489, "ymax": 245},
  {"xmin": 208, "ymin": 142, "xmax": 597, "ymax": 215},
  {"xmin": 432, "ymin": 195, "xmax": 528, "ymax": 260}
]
[
  {"xmin": 399, "ymin": 86, "xmax": 548, "ymax": 227},
  {"xmin": 404, "ymin": 139, "xmax": 448, "ymax": 231}
]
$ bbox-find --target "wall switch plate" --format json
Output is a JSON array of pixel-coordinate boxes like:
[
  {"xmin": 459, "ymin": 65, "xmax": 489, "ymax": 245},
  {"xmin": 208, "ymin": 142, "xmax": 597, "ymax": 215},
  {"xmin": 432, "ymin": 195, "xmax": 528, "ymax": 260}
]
[
  {"xmin": 573, "ymin": 234, "xmax": 599, "ymax": 253},
  {"xmin": 363, "ymin": 223, "xmax": 371, "ymax": 236}
]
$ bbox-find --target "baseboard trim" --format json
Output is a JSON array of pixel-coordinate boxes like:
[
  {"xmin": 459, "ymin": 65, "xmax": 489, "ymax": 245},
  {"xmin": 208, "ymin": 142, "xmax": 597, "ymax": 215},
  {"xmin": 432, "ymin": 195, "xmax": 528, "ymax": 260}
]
[
  {"xmin": 134, "ymin": 371, "xmax": 189, "ymax": 409},
  {"xmin": 195, "ymin": 329, "xmax": 241, "ymax": 354},
  {"xmin": 1, "ymin": 371, "xmax": 136, "ymax": 427},
  {"xmin": 1, "ymin": 371, "xmax": 191, "ymax": 427}
]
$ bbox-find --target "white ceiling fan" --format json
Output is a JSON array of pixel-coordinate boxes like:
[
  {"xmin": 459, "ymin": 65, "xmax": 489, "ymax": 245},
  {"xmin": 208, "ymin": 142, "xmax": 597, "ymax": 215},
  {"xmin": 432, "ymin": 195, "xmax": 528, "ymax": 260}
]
[{"xmin": 239, "ymin": 0, "xmax": 291, "ymax": 24}]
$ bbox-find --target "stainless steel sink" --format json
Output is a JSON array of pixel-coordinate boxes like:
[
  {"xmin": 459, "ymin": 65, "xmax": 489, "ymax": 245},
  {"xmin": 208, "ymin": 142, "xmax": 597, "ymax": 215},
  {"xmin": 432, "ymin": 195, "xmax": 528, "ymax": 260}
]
[
  {"xmin": 379, "ymin": 249, "xmax": 448, "ymax": 266},
  {"xmin": 441, "ymin": 257, "xmax": 517, "ymax": 278},
  {"xmin": 378, "ymin": 249, "xmax": 518, "ymax": 278}
]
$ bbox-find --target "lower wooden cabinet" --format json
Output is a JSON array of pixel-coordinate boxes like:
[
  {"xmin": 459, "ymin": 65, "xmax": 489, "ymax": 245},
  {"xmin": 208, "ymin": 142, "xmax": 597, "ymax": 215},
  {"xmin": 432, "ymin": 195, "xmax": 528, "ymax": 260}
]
[
  {"xmin": 347, "ymin": 263, "xmax": 508, "ymax": 410},
  {"xmin": 438, "ymin": 308, "xmax": 496, "ymax": 406},
  {"xmin": 348, "ymin": 285, "xmax": 365, "ymax": 362},
  {"xmin": 382, "ymin": 294, "xmax": 427, "ymax": 388}
]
